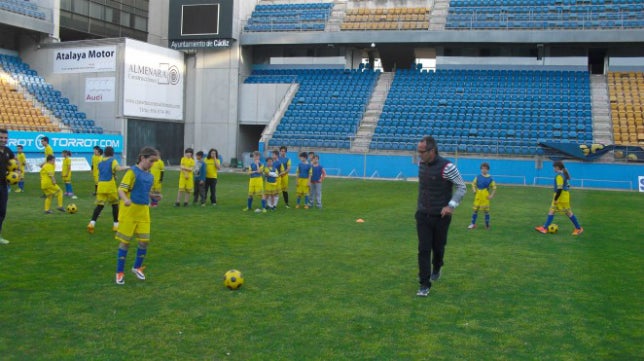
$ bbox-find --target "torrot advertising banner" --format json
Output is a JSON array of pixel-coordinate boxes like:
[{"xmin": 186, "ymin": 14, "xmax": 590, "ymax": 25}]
[
  {"xmin": 123, "ymin": 39, "xmax": 184, "ymax": 121},
  {"xmin": 85, "ymin": 77, "xmax": 115, "ymax": 103},
  {"xmin": 53, "ymin": 46, "xmax": 117, "ymax": 74},
  {"xmin": 6, "ymin": 131, "xmax": 123, "ymax": 153}
]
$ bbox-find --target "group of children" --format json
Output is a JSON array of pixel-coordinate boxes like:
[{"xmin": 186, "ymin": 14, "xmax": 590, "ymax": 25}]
[
  {"xmin": 468, "ymin": 160, "xmax": 583, "ymax": 236},
  {"xmin": 244, "ymin": 147, "xmax": 326, "ymax": 213},
  {"xmin": 175, "ymin": 148, "xmax": 221, "ymax": 207},
  {"xmin": 19, "ymin": 136, "xmax": 80, "ymax": 213}
]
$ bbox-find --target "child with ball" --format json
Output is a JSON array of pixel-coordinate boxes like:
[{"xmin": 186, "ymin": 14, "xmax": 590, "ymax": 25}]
[
  {"xmin": 535, "ymin": 161, "xmax": 584, "ymax": 236},
  {"xmin": 40, "ymin": 155, "xmax": 65, "ymax": 213},
  {"xmin": 115, "ymin": 147, "xmax": 160, "ymax": 285},
  {"xmin": 175, "ymin": 148, "xmax": 194, "ymax": 207},
  {"xmin": 263, "ymin": 157, "xmax": 279, "ymax": 210}
]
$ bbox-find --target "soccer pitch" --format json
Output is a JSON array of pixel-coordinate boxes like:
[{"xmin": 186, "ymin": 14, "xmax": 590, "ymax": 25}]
[{"xmin": 0, "ymin": 170, "xmax": 642, "ymax": 360}]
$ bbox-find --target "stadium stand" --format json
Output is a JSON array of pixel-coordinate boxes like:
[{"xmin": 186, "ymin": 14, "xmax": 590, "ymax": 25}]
[
  {"xmin": 371, "ymin": 67, "xmax": 593, "ymax": 155},
  {"xmin": 446, "ymin": 0, "xmax": 644, "ymax": 30},
  {"xmin": 244, "ymin": 2, "xmax": 334, "ymax": 32},
  {"xmin": 0, "ymin": 54, "xmax": 103, "ymax": 134},
  {"xmin": 0, "ymin": 75, "xmax": 57, "ymax": 132},
  {"xmin": 608, "ymin": 72, "xmax": 644, "ymax": 145},
  {"xmin": 246, "ymin": 67, "xmax": 379, "ymax": 149},
  {"xmin": 0, "ymin": 0, "xmax": 47, "ymax": 20},
  {"xmin": 341, "ymin": 7, "xmax": 430, "ymax": 30}
]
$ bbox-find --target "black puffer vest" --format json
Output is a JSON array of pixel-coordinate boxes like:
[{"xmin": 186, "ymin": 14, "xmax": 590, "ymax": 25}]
[{"xmin": 417, "ymin": 156, "xmax": 453, "ymax": 215}]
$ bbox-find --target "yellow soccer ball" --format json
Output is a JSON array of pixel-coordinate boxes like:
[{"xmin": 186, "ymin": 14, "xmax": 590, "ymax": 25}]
[
  {"xmin": 7, "ymin": 159, "xmax": 18, "ymax": 172},
  {"xmin": 548, "ymin": 224, "xmax": 559, "ymax": 234},
  {"xmin": 6, "ymin": 171, "xmax": 19, "ymax": 185},
  {"xmin": 223, "ymin": 269, "xmax": 244, "ymax": 290},
  {"xmin": 66, "ymin": 203, "xmax": 78, "ymax": 214}
]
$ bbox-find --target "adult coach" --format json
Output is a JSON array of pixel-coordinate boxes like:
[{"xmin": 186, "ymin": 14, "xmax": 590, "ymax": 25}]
[
  {"xmin": 0, "ymin": 129, "xmax": 15, "ymax": 244},
  {"xmin": 415, "ymin": 136, "xmax": 467, "ymax": 297}
]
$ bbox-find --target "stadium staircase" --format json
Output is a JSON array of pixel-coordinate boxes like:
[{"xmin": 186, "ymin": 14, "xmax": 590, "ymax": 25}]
[
  {"xmin": 590, "ymin": 74, "xmax": 613, "ymax": 145},
  {"xmin": 248, "ymin": 68, "xmax": 378, "ymax": 150},
  {"xmin": 429, "ymin": 0, "xmax": 450, "ymax": 30},
  {"xmin": 325, "ymin": 0, "xmax": 347, "ymax": 32},
  {"xmin": 351, "ymin": 72, "xmax": 393, "ymax": 152},
  {"xmin": 260, "ymin": 82, "xmax": 301, "ymax": 145}
]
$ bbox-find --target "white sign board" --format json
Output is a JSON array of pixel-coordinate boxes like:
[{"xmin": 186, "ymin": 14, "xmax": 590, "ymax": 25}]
[
  {"xmin": 24, "ymin": 157, "xmax": 90, "ymax": 173},
  {"xmin": 85, "ymin": 77, "xmax": 115, "ymax": 103},
  {"xmin": 53, "ymin": 46, "xmax": 117, "ymax": 73},
  {"xmin": 123, "ymin": 39, "xmax": 184, "ymax": 120},
  {"xmin": 639, "ymin": 176, "xmax": 644, "ymax": 192}
]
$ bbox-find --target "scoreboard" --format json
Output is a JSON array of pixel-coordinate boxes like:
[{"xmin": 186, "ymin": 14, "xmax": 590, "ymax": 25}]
[{"xmin": 168, "ymin": 0, "xmax": 234, "ymax": 49}]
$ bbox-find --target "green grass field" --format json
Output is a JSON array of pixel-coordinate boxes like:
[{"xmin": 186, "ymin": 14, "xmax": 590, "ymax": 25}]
[{"xmin": 0, "ymin": 170, "xmax": 642, "ymax": 360}]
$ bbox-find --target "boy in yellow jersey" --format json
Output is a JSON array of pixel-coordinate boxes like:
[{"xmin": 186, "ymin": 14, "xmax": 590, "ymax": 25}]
[
  {"xmin": 278, "ymin": 146, "xmax": 291, "ymax": 208},
  {"xmin": 295, "ymin": 152, "xmax": 312, "ymax": 209},
  {"xmin": 15, "ymin": 145, "xmax": 26, "ymax": 192},
  {"xmin": 468, "ymin": 162, "xmax": 496, "ymax": 229},
  {"xmin": 115, "ymin": 147, "xmax": 160, "ymax": 285},
  {"xmin": 61, "ymin": 150, "xmax": 78, "ymax": 199},
  {"xmin": 149, "ymin": 154, "xmax": 164, "ymax": 207},
  {"xmin": 243, "ymin": 151, "xmax": 266, "ymax": 212},
  {"xmin": 40, "ymin": 155, "xmax": 65, "ymax": 213},
  {"xmin": 270, "ymin": 150, "xmax": 284, "ymax": 207},
  {"xmin": 204, "ymin": 148, "xmax": 221, "ymax": 206},
  {"xmin": 88, "ymin": 146, "xmax": 128, "ymax": 233},
  {"xmin": 91, "ymin": 146, "xmax": 103, "ymax": 195},
  {"xmin": 535, "ymin": 161, "xmax": 584, "ymax": 236},
  {"xmin": 263, "ymin": 157, "xmax": 279, "ymax": 210},
  {"xmin": 39, "ymin": 136, "xmax": 54, "ymax": 167},
  {"xmin": 175, "ymin": 148, "xmax": 194, "ymax": 207}
]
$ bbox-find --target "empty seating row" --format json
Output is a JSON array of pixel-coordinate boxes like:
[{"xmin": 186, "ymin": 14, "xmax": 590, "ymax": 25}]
[
  {"xmin": 244, "ymin": 2, "xmax": 333, "ymax": 32},
  {"xmin": 0, "ymin": 54, "xmax": 103, "ymax": 134},
  {"xmin": 0, "ymin": 0, "xmax": 46, "ymax": 20},
  {"xmin": 446, "ymin": 0, "xmax": 644, "ymax": 29},
  {"xmin": 371, "ymin": 68, "xmax": 593, "ymax": 155},
  {"xmin": 346, "ymin": 7, "xmax": 428, "ymax": 15},
  {"xmin": 341, "ymin": 7, "xmax": 430, "ymax": 30},
  {"xmin": 246, "ymin": 67, "xmax": 379, "ymax": 149},
  {"xmin": 608, "ymin": 71, "xmax": 644, "ymax": 145}
]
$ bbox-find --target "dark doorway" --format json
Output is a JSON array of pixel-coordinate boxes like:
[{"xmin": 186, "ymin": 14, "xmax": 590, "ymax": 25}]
[
  {"xmin": 127, "ymin": 119, "xmax": 185, "ymax": 166},
  {"xmin": 588, "ymin": 49, "xmax": 606, "ymax": 75}
]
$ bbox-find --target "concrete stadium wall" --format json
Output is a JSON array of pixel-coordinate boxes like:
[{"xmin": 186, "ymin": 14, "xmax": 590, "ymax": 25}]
[
  {"xmin": 260, "ymin": 147, "xmax": 644, "ymax": 191},
  {"xmin": 20, "ymin": 39, "xmax": 125, "ymax": 136},
  {"xmin": 239, "ymin": 83, "xmax": 291, "ymax": 125}
]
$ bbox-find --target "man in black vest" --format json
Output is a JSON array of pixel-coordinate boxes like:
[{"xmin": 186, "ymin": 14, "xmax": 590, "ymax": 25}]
[
  {"xmin": 0, "ymin": 129, "xmax": 15, "ymax": 245},
  {"xmin": 416, "ymin": 136, "xmax": 466, "ymax": 296}
]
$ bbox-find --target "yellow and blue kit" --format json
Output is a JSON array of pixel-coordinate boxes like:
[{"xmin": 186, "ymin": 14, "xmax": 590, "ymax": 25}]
[{"xmin": 116, "ymin": 166, "xmax": 155, "ymax": 276}]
